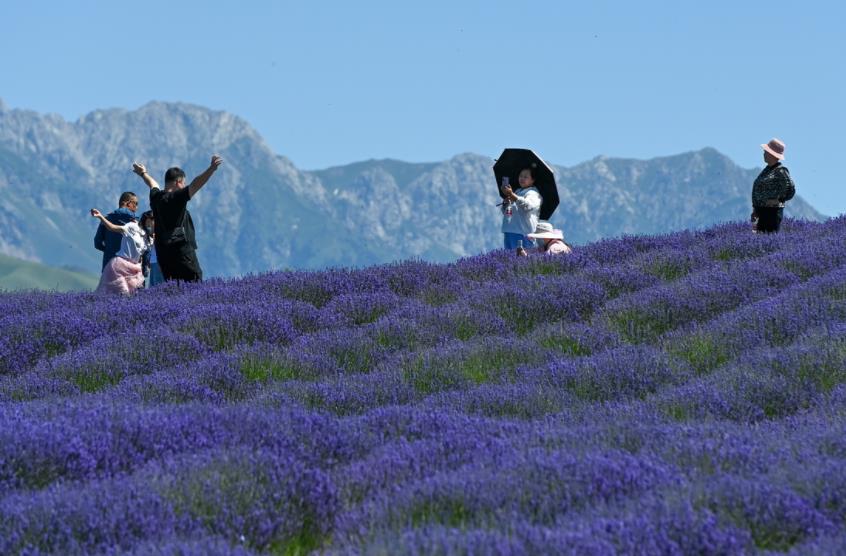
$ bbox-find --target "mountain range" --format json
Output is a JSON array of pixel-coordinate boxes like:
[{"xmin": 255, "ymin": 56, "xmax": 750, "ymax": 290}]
[{"xmin": 0, "ymin": 98, "xmax": 825, "ymax": 279}]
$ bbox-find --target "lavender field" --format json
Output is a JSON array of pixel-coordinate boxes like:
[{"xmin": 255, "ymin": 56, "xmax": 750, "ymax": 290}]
[{"xmin": 2, "ymin": 217, "xmax": 846, "ymax": 555}]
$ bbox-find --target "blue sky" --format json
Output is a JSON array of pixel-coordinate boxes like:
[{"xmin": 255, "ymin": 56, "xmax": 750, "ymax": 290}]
[{"xmin": 2, "ymin": 0, "xmax": 844, "ymax": 215}]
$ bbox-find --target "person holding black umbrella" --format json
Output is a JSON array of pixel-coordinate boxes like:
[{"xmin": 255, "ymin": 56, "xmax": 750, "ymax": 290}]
[
  {"xmin": 493, "ymin": 148, "xmax": 559, "ymax": 252},
  {"xmin": 500, "ymin": 167, "xmax": 542, "ymax": 250}
]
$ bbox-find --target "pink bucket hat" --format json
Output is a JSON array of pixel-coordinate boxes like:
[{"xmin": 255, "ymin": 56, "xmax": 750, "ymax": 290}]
[{"xmin": 761, "ymin": 138, "xmax": 786, "ymax": 160}]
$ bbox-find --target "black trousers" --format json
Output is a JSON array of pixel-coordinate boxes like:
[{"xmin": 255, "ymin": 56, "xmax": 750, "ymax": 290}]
[
  {"xmin": 158, "ymin": 248, "xmax": 203, "ymax": 282},
  {"xmin": 755, "ymin": 207, "xmax": 783, "ymax": 233}
]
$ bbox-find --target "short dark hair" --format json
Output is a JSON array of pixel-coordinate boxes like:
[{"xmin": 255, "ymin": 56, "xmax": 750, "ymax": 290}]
[
  {"xmin": 118, "ymin": 191, "xmax": 137, "ymax": 207},
  {"xmin": 164, "ymin": 167, "xmax": 186, "ymax": 184}
]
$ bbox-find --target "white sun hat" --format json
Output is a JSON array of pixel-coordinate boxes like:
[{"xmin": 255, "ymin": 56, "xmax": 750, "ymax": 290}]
[{"xmin": 527, "ymin": 221, "xmax": 563, "ymax": 240}]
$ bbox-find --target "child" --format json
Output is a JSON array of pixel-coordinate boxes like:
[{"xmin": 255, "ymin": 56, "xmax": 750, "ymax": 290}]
[
  {"xmin": 90, "ymin": 208, "xmax": 152, "ymax": 295},
  {"xmin": 138, "ymin": 211, "xmax": 164, "ymax": 287},
  {"xmin": 527, "ymin": 221, "xmax": 572, "ymax": 255},
  {"xmin": 500, "ymin": 167, "xmax": 542, "ymax": 250}
]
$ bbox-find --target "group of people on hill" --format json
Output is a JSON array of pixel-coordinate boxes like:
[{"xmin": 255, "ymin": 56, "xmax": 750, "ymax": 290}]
[
  {"xmin": 91, "ymin": 155, "xmax": 223, "ymax": 295},
  {"xmin": 89, "ymin": 137, "xmax": 796, "ymax": 295},
  {"xmin": 498, "ymin": 138, "xmax": 797, "ymax": 256}
]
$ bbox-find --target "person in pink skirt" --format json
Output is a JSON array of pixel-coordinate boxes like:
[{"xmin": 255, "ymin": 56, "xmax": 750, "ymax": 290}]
[{"xmin": 90, "ymin": 208, "xmax": 152, "ymax": 295}]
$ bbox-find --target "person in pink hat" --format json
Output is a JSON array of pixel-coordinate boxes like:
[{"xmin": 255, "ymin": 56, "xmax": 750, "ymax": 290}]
[{"xmin": 751, "ymin": 138, "xmax": 796, "ymax": 233}]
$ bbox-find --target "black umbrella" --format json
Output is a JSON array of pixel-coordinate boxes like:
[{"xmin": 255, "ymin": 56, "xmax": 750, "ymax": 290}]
[{"xmin": 492, "ymin": 148, "xmax": 559, "ymax": 220}]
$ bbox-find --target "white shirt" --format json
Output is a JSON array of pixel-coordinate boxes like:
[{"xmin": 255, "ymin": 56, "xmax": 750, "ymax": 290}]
[
  {"xmin": 115, "ymin": 222, "xmax": 151, "ymax": 263},
  {"xmin": 501, "ymin": 186, "xmax": 542, "ymax": 235}
]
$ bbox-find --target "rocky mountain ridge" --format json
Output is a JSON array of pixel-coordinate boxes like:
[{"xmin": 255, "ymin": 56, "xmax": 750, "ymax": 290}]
[{"xmin": 0, "ymin": 99, "xmax": 825, "ymax": 278}]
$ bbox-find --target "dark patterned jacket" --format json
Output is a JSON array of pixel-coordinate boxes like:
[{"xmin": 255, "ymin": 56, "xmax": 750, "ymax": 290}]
[{"xmin": 752, "ymin": 163, "xmax": 795, "ymax": 209}]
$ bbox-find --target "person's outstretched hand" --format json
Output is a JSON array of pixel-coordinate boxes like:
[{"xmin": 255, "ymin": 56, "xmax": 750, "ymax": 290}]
[
  {"xmin": 90, "ymin": 208, "xmax": 102, "ymax": 219},
  {"xmin": 132, "ymin": 162, "xmax": 147, "ymax": 176},
  {"xmin": 210, "ymin": 154, "xmax": 223, "ymax": 171}
]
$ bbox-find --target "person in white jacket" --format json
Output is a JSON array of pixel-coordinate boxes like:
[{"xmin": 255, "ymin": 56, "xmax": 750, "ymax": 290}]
[{"xmin": 500, "ymin": 167, "xmax": 542, "ymax": 250}]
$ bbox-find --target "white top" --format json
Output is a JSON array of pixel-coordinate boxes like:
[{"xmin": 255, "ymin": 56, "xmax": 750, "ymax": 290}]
[
  {"xmin": 115, "ymin": 222, "xmax": 151, "ymax": 263},
  {"xmin": 501, "ymin": 186, "xmax": 542, "ymax": 235}
]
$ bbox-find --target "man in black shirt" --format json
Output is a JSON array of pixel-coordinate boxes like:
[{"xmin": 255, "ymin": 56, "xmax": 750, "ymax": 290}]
[{"xmin": 131, "ymin": 155, "xmax": 223, "ymax": 282}]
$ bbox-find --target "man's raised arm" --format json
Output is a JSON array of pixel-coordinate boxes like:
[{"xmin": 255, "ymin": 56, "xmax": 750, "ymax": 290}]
[
  {"xmin": 132, "ymin": 162, "xmax": 161, "ymax": 190},
  {"xmin": 188, "ymin": 155, "xmax": 224, "ymax": 198}
]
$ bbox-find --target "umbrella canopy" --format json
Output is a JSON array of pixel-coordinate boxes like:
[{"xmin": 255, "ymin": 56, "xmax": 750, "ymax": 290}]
[{"xmin": 492, "ymin": 148, "xmax": 559, "ymax": 220}]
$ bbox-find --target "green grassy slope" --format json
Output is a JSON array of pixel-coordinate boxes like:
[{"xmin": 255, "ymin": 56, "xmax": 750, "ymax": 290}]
[{"xmin": 0, "ymin": 253, "xmax": 98, "ymax": 292}]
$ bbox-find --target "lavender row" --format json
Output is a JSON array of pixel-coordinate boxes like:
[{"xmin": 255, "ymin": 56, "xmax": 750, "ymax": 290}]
[
  {"xmin": 662, "ymin": 264, "xmax": 846, "ymax": 374},
  {"xmin": 1, "ymin": 216, "xmax": 846, "ymax": 553},
  {"xmin": 599, "ymin": 232, "xmax": 846, "ymax": 344},
  {"xmin": 1, "ymin": 217, "xmax": 842, "ymax": 380},
  {"xmin": 1, "ymin": 447, "xmax": 334, "ymax": 555},
  {"xmin": 4, "ymin": 399, "xmax": 846, "ymax": 552}
]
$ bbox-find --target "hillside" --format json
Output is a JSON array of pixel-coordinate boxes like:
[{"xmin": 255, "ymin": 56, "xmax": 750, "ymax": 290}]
[
  {"xmin": 0, "ymin": 100, "xmax": 826, "ymax": 278},
  {"xmin": 2, "ymin": 216, "xmax": 846, "ymax": 553},
  {"xmin": 0, "ymin": 253, "xmax": 98, "ymax": 292}
]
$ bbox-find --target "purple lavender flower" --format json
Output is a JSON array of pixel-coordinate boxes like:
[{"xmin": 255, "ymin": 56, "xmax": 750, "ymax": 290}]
[
  {"xmin": 0, "ymin": 215, "xmax": 845, "ymax": 552},
  {"xmin": 700, "ymin": 476, "xmax": 835, "ymax": 551},
  {"xmin": 32, "ymin": 325, "xmax": 208, "ymax": 394},
  {"xmin": 545, "ymin": 345, "xmax": 693, "ymax": 402},
  {"xmin": 401, "ymin": 337, "xmax": 549, "ymax": 395},
  {"xmin": 152, "ymin": 447, "xmax": 338, "ymax": 552}
]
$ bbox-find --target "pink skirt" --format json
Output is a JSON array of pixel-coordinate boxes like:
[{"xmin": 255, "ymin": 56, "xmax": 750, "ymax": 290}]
[{"xmin": 97, "ymin": 256, "xmax": 144, "ymax": 295}]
